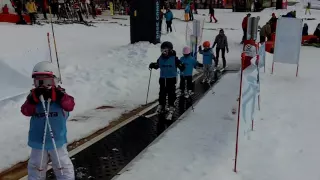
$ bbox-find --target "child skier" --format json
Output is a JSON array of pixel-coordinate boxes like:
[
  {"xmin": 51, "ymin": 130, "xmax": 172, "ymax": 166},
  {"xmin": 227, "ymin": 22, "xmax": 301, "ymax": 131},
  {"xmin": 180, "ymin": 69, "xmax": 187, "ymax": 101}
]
[
  {"xmin": 179, "ymin": 46, "xmax": 203, "ymax": 98},
  {"xmin": 21, "ymin": 61, "xmax": 75, "ymax": 180},
  {"xmin": 198, "ymin": 41, "xmax": 216, "ymax": 84},
  {"xmin": 149, "ymin": 41, "xmax": 185, "ymax": 119}
]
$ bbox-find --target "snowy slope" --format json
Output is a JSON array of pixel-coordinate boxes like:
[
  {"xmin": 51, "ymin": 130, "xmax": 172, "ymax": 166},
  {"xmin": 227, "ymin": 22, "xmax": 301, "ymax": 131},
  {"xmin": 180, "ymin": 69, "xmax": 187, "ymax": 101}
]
[
  {"xmin": 114, "ymin": 6, "xmax": 320, "ymax": 180},
  {"xmin": 0, "ymin": 9, "xmax": 244, "ymax": 171}
]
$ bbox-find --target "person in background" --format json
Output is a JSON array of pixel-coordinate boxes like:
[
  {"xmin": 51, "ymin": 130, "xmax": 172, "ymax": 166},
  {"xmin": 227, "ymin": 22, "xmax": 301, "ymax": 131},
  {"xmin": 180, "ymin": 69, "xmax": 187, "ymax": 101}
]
[
  {"xmin": 160, "ymin": 9, "xmax": 164, "ymax": 32},
  {"xmin": 189, "ymin": 2, "xmax": 194, "ymax": 21},
  {"xmin": 268, "ymin": 13, "xmax": 277, "ymax": 33},
  {"xmin": 91, "ymin": 0, "xmax": 97, "ymax": 19},
  {"xmin": 41, "ymin": 0, "xmax": 48, "ymax": 20},
  {"xmin": 314, "ymin": 23, "xmax": 320, "ymax": 38},
  {"xmin": 212, "ymin": 29, "xmax": 229, "ymax": 70},
  {"xmin": 302, "ymin": 23, "xmax": 308, "ymax": 36},
  {"xmin": 184, "ymin": 3, "xmax": 190, "ymax": 21},
  {"xmin": 164, "ymin": 8, "xmax": 173, "ymax": 33},
  {"xmin": 2, "ymin": 4, "xmax": 9, "ymax": 14},
  {"xmin": 260, "ymin": 22, "xmax": 271, "ymax": 42},
  {"xmin": 209, "ymin": 6, "xmax": 217, "ymax": 23},
  {"xmin": 25, "ymin": 0, "xmax": 37, "ymax": 25},
  {"xmin": 305, "ymin": 2, "xmax": 311, "ymax": 15},
  {"xmin": 241, "ymin": 13, "xmax": 250, "ymax": 44}
]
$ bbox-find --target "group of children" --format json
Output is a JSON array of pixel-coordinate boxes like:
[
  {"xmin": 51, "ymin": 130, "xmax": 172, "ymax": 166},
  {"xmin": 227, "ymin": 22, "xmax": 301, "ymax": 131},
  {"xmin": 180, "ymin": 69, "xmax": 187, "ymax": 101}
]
[
  {"xmin": 20, "ymin": 35, "xmax": 227, "ymax": 179},
  {"xmin": 149, "ymin": 37, "xmax": 228, "ymax": 118}
]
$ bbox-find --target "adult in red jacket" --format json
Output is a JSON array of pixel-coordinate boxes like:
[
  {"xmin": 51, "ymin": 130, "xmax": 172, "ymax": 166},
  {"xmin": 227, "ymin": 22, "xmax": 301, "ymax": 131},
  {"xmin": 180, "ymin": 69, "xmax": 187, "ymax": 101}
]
[
  {"xmin": 2, "ymin": 4, "xmax": 9, "ymax": 14},
  {"xmin": 268, "ymin": 13, "xmax": 277, "ymax": 33},
  {"xmin": 241, "ymin": 13, "xmax": 251, "ymax": 43}
]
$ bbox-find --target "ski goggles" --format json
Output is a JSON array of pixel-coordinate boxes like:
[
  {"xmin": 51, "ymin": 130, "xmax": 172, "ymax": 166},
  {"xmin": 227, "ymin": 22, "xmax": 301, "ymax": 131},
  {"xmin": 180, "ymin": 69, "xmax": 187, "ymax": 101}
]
[
  {"xmin": 33, "ymin": 75, "xmax": 56, "ymax": 88},
  {"xmin": 161, "ymin": 48, "xmax": 170, "ymax": 55}
]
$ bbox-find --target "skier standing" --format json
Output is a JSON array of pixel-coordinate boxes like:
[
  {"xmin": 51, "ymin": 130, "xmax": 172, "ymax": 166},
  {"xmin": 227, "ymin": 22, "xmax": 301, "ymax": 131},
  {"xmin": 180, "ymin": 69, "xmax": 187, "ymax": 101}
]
[
  {"xmin": 179, "ymin": 46, "xmax": 203, "ymax": 98},
  {"xmin": 212, "ymin": 29, "xmax": 229, "ymax": 70},
  {"xmin": 199, "ymin": 41, "xmax": 216, "ymax": 83},
  {"xmin": 164, "ymin": 8, "xmax": 173, "ymax": 33},
  {"xmin": 209, "ymin": 6, "xmax": 217, "ymax": 23},
  {"xmin": 21, "ymin": 61, "xmax": 75, "ymax": 180},
  {"xmin": 241, "ymin": 13, "xmax": 251, "ymax": 43},
  {"xmin": 149, "ymin": 41, "xmax": 185, "ymax": 117},
  {"xmin": 25, "ymin": 0, "xmax": 37, "ymax": 25},
  {"xmin": 305, "ymin": 2, "xmax": 311, "ymax": 15}
]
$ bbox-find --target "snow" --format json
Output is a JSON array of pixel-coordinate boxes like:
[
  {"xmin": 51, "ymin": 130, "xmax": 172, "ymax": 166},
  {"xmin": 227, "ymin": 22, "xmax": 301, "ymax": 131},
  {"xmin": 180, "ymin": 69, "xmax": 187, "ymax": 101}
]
[
  {"xmin": 0, "ymin": 9, "xmax": 243, "ymax": 171},
  {"xmin": 114, "ymin": 6, "xmax": 320, "ymax": 180}
]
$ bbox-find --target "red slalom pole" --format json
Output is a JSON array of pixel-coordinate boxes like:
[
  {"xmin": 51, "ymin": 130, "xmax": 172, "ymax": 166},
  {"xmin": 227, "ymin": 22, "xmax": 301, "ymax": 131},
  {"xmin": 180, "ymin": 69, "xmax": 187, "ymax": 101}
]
[
  {"xmin": 234, "ymin": 53, "xmax": 245, "ymax": 173},
  {"xmin": 47, "ymin": 32, "xmax": 53, "ymax": 63}
]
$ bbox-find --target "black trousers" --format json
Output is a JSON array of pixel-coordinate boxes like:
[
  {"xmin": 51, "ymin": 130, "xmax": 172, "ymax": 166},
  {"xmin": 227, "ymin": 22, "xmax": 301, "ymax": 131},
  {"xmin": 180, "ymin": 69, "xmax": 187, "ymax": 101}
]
[
  {"xmin": 260, "ymin": 35, "xmax": 265, "ymax": 43},
  {"xmin": 189, "ymin": 12, "xmax": 193, "ymax": 20},
  {"xmin": 180, "ymin": 76, "xmax": 193, "ymax": 92},
  {"xmin": 166, "ymin": 21, "xmax": 172, "ymax": 32},
  {"xmin": 159, "ymin": 77, "xmax": 176, "ymax": 106},
  {"xmin": 216, "ymin": 48, "xmax": 226, "ymax": 68},
  {"xmin": 29, "ymin": 13, "xmax": 36, "ymax": 24},
  {"xmin": 242, "ymin": 29, "xmax": 247, "ymax": 42}
]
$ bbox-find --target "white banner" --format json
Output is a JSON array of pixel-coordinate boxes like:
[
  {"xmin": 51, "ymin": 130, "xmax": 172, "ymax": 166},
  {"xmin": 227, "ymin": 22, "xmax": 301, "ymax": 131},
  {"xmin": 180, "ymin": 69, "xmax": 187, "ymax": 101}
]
[
  {"xmin": 273, "ymin": 17, "xmax": 303, "ymax": 65},
  {"xmin": 239, "ymin": 56, "xmax": 259, "ymax": 137},
  {"xmin": 258, "ymin": 43, "xmax": 266, "ymax": 70}
]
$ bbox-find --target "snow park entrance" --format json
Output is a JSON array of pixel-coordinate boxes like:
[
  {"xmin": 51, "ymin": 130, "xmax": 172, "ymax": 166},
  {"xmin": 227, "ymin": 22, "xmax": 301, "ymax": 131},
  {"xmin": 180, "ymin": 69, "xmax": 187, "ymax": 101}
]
[{"xmin": 0, "ymin": 0, "xmax": 320, "ymax": 179}]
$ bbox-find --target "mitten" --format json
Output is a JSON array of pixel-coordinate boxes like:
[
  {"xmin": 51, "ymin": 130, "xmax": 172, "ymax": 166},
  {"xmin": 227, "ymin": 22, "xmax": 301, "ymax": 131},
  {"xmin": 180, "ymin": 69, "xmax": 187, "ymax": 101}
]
[{"xmin": 55, "ymin": 86, "xmax": 66, "ymax": 102}]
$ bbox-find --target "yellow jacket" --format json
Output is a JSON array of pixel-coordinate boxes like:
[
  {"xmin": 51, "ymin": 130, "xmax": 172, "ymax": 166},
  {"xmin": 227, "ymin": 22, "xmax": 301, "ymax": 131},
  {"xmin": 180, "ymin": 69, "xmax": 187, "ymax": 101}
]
[{"xmin": 26, "ymin": 2, "xmax": 37, "ymax": 13}]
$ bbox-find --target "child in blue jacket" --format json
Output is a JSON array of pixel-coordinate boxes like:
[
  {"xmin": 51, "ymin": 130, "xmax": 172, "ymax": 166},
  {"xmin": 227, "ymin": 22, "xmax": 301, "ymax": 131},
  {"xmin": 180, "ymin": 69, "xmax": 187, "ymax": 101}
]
[
  {"xmin": 179, "ymin": 46, "xmax": 203, "ymax": 98},
  {"xmin": 149, "ymin": 41, "xmax": 185, "ymax": 116},
  {"xmin": 199, "ymin": 41, "xmax": 216, "ymax": 84},
  {"xmin": 164, "ymin": 8, "xmax": 173, "ymax": 33},
  {"xmin": 21, "ymin": 61, "xmax": 75, "ymax": 180}
]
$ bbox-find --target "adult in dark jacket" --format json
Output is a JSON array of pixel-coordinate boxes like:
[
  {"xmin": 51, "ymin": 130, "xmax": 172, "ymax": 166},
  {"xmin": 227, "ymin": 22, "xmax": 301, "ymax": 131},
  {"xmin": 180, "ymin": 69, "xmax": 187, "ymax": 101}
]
[
  {"xmin": 149, "ymin": 41, "xmax": 185, "ymax": 114},
  {"xmin": 302, "ymin": 23, "xmax": 308, "ymax": 36},
  {"xmin": 241, "ymin": 13, "xmax": 251, "ymax": 43},
  {"xmin": 212, "ymin": 29, "xmax": 229, "ymax": 69},
  {"xmin": 314, "ymin": 23, "xmax": 320, "ymax": 38}
]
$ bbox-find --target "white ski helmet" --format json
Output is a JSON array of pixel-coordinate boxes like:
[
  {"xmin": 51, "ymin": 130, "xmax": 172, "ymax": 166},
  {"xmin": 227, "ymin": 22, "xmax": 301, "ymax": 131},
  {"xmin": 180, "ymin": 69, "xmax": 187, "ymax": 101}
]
[{"xmin": 32, "ymin": 61, "xmax": 60, "ymax": 87}]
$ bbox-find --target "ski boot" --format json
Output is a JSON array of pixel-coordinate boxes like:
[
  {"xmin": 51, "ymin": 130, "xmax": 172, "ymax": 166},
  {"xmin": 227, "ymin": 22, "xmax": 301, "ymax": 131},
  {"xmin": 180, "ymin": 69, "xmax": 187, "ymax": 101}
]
[
  {"xmin": 184, "ymin": 89, "xmax": 189, "ymax": 98},
  {"xmin": 188, "ymin": 90, "xmax": 194, "ymax": 96},
  {"xmin": 156, "ymin": 105, "xmax": 165, "ymax": 114},
  {"xmin": 166, "ymin": 106, "xmax": 175, "ymax": 120}
]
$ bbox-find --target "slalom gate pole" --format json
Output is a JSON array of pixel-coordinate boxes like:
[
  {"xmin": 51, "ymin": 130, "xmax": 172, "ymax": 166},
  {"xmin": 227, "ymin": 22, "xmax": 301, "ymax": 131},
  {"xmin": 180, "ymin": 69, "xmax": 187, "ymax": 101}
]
[
  {"xmin": 49, "ymin": 6, "xmax": 62, "ymax": 84},
  {"xmin": 234, "ymin": 53, "xmax": 245, "ymax": 173},
  {"xmin": 47, "ymin": 32, "xmax": 53, "ymax": 63},
  {"xmin": 145, "ymin": 69, "xmax": 152, "ymax": 105},
  {"xmin": 39, "ymin": 95, "xmax": 64, "ymax": 175}
]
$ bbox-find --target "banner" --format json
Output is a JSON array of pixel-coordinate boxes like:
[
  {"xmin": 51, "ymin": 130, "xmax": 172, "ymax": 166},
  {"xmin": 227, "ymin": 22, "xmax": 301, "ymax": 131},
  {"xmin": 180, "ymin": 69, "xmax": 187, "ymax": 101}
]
[
  {"xmin": 258, "ymin": 43, "xmax": 266, "ymax": 71},
  {"xmin": 239, "ymin": 56, "xmax": 259, "ymax": 137},
  {"xmin": 273, "ymin": 17, "xmax": 303, "ymax": 65}
]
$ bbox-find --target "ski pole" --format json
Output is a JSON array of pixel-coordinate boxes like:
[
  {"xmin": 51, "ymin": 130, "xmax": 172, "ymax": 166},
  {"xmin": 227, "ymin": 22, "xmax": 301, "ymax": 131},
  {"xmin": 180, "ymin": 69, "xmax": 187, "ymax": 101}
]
[
  {"xmin": 39, "ymin": 96, "xmax": 50, "ymax": 174},
  {"xmin": 49, "ymin": 6, "xmax": 63, "ymax": 84},
  {"xmin": 145, "ymin": 69, "xmax": 152, "ymax": 105},
  {"xmin": 47, "ymin": 32, "xmax": 53, "ymax": 63},
  {"xmin": 39, "ymin": 95, "xmax": 64, "ymax": 175}
]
